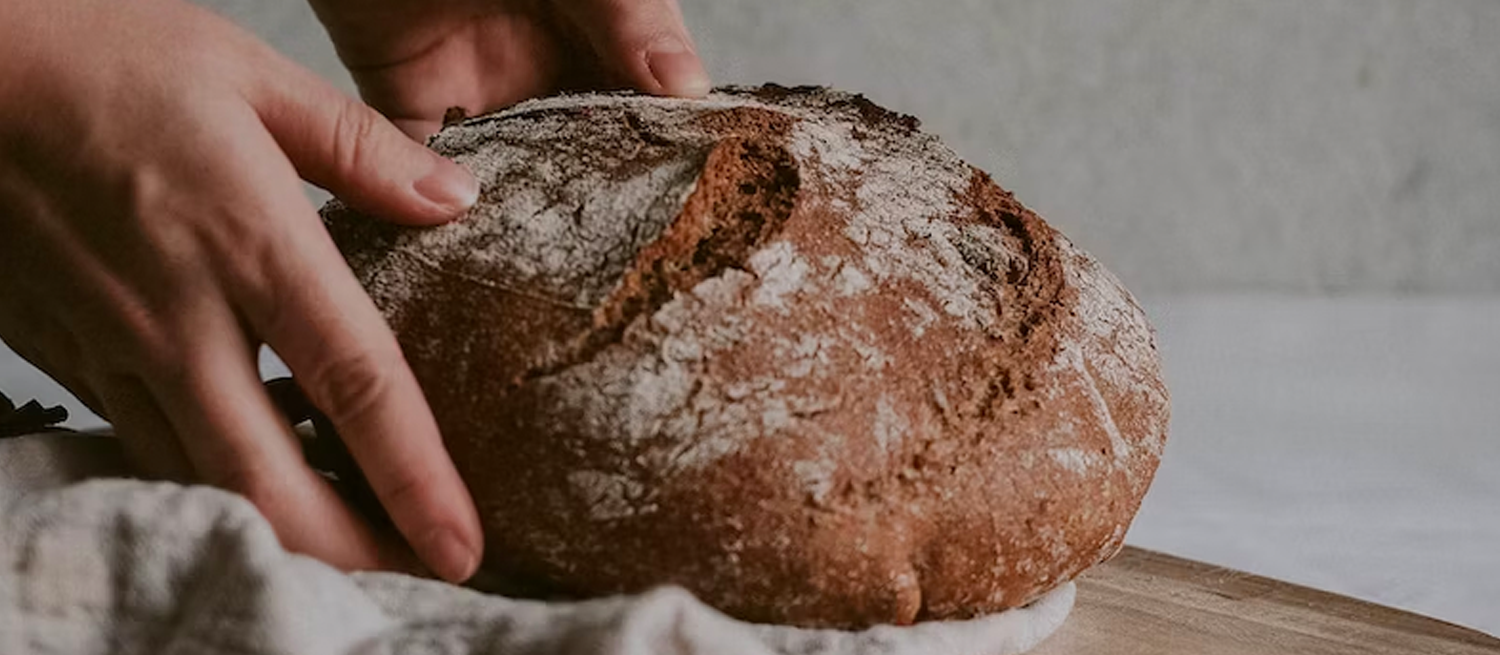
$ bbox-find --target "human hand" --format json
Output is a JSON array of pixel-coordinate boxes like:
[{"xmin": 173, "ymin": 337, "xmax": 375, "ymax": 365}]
[
  {"xmin": 309, "ymin": 0, "xmax": 711, "ymax": 138},
  {"xmin": 0, "ymin": 0, "xmax": 482, "ymax": 582}
]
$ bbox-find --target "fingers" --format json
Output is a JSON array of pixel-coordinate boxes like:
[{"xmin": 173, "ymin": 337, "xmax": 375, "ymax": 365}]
[
  {"xmin": 228, "ymin": 162, "xmax": 483, "ymax": 583},
  {"xmin": 0, "ymin": 0, "xmax": 461, "ymax": 580},
  {"xmin": 151, "ymin": 313, "xmax": 404, "ymax": 573},
  {"xmin": 256, "ymin": 249, "xmax": 483, "ymax": 582},
  {"xmin": 251, "ymin": 62, "xmax": 478, "ymax": 226},
  {"xmin": 557, "ymin": 0, "xmax": 711, "ymax": 97}
]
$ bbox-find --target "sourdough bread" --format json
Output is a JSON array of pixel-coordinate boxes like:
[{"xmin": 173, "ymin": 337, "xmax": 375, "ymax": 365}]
[{"xmin": 323, "ymin": 85, "xmax": 1170, "ymax": 628}]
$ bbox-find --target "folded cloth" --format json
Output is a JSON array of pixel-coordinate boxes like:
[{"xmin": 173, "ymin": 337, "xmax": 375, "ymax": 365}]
[{"xmin": 0, "ymin": 433, "xmax": 1073, "ymax": 655}]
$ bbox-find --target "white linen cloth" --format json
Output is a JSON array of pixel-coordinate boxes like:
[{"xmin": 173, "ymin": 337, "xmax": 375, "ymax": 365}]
[{"xmin": 0, "ymin": 434, "xmax": 1073, "ymax": 655}]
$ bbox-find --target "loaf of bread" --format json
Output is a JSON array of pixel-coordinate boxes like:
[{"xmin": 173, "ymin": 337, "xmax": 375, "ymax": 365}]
[{"xmin": 323, "ymin": 85, "xmax": 1170, "ymax": 628}]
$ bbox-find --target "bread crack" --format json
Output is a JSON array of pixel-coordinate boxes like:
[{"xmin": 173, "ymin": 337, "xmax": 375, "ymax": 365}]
[{"xmin": 517, "ymin": 136, "xmax": 800, "ymax": 384}]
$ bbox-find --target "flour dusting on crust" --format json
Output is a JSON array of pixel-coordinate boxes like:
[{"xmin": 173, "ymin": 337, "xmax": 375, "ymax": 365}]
[{"xmin": 321, "ymin": 85, "xmax": 1170, "ymax": 629}]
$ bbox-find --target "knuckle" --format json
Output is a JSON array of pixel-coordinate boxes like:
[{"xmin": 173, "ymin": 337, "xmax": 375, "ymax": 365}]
[
  {"xmin": 304, "ymin": 345, "xmax": 401, "ymax": 427},
  {"xmin": 328, "ymin": 101, "xmax": 380, "ymax": 177},
  {"xmin": 119, "ymin": 165, "xmax": 171, "ymax": 233}
]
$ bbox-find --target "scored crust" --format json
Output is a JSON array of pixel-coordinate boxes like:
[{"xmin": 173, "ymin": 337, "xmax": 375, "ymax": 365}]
[{"xmin": 323, "ymin": 85, "xmax": 1170, "ymax": 628}]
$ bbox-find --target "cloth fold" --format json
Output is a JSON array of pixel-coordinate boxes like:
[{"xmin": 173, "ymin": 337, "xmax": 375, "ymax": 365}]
[{"xmin": 0, "ymin": 434, "xmax": 1072, "ymax": 655}]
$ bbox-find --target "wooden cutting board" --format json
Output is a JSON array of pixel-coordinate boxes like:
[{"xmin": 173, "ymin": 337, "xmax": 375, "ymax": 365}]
[{"xmin": 1033, "ymin": 547, "xmax": 1499, "ymax": 654}]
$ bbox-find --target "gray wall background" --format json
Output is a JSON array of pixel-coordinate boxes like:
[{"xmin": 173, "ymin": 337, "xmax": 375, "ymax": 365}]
[{"xmin": 202, "ymin": 0, "xmax": 1500, "ymax": 295}]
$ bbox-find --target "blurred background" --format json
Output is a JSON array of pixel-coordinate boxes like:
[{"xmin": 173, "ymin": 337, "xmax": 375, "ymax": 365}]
[{"xmin": 2, "ymin": 0, "xmax": 1496, "ymax": 636}]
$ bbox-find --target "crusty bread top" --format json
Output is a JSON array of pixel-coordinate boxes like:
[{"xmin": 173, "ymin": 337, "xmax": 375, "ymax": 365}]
[{"xmin": 324, "ymin": 85, "xmax": 1170, "ymax": 627}]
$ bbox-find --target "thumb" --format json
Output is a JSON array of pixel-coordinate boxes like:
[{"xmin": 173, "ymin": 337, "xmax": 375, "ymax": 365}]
[
  {"xmin": 253, "ymin": 67, "xmax": 478, "ymax": 226},
  {"xmin": 558, "ymin": 0, "xmax": 711, "ymax": 98}
]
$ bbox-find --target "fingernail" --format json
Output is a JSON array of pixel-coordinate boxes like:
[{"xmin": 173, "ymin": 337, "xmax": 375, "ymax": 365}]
[
  {"xmin": 647, "ymin": 41, "xmax": 712, "ymax": 98},
  {"xmin": 413, "ymin": 159, "xmax": 480, "ymax": 215},
  {"xmin": 420, "ymin": 527, "xmax": 478, "ymax": 583}
]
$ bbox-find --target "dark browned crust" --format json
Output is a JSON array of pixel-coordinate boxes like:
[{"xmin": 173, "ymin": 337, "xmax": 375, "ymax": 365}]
[
  {"xmin": 531, "ymin": 133, "xmax": 801, "ymax": 385},
  {"xmin": 442, "ymin": 105, "xmax": 469, "ymax": 127},
  {"xmin": 322, "ymin": 86, "xmax": 1169, "ymax": 629}
]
